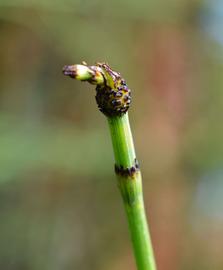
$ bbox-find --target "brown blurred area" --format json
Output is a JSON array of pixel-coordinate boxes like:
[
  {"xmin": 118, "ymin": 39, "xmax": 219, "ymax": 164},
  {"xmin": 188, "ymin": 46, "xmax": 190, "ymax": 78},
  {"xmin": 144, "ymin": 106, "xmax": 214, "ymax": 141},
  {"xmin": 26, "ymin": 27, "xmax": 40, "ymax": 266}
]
[{"xmin": 1, "ymin": 1, "xmax": 223, "ymax": 269}]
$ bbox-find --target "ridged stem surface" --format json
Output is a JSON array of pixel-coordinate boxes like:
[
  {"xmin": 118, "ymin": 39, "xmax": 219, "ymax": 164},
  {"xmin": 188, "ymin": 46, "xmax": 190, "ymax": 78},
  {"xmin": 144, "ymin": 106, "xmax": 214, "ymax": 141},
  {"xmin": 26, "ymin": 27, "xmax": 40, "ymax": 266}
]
[{"xmin": 107, "ymin": 113, "xmax": 156, "ymax": 270}]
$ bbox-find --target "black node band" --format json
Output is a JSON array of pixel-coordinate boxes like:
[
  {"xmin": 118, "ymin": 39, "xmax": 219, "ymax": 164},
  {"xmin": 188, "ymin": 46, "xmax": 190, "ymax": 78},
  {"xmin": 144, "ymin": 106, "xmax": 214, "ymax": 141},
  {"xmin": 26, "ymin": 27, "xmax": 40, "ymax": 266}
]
[{"xmin": 114, "ymin": 159, "xmax": 140, "ymax": 177}]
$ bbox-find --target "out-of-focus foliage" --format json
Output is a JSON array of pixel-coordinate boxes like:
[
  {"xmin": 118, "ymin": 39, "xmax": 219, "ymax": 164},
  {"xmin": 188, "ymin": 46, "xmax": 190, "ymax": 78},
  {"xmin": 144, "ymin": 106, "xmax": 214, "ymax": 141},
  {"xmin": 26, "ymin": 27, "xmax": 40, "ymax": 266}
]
[{"xmin": 0, "ymin": 0, "xmax": 223, "ymax": 269}]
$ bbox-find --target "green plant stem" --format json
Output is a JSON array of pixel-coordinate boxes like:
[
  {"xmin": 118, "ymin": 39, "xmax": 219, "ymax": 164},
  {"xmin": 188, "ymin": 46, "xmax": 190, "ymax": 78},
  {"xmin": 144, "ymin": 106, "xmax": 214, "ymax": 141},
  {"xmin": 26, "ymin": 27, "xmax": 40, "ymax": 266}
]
[{"xmin": 107, "ymin": 113, "xmax": 156, "ymax": 270}]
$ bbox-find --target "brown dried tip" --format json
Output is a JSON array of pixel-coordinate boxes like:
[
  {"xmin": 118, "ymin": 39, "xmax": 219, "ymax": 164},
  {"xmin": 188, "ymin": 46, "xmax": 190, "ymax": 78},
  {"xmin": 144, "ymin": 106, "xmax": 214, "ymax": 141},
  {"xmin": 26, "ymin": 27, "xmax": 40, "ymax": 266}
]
[{"xmin": 62, "ymin": 65, "xmax": 77, "ymax": 78}]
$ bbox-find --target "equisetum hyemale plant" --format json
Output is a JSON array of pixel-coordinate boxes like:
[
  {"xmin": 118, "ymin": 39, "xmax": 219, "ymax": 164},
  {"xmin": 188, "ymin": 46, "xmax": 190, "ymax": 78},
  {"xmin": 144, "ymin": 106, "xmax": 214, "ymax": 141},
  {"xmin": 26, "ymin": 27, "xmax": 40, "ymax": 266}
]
[{"xmin": 63, "ymin": 62, "xmax": 156, "ymax": 270}]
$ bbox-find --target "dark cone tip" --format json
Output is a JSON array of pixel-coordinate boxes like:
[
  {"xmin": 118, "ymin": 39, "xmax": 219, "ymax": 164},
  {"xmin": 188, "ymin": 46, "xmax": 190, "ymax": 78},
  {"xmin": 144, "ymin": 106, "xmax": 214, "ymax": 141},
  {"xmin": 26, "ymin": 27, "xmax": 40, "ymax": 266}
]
[{"xmin": 62, "ymin": 65, "xmax": 76, "ymax": 78}]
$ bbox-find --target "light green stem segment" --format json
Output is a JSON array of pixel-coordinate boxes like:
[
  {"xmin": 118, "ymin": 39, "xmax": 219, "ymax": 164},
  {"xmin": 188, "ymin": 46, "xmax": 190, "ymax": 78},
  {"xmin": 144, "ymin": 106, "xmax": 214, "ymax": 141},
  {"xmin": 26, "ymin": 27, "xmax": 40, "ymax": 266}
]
[
  {"xmin": 107, "ymin": 113, "xmax": 135, "ymax": 168},
  {"xmin": 107, "ymin": 113, "xmax": 156, "ymax": 270}
]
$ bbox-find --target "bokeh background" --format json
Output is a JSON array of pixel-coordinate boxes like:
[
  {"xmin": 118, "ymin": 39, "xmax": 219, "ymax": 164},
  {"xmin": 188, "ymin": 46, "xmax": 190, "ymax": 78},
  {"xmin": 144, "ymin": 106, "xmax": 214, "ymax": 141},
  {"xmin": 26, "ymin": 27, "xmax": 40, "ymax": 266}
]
[{"xmin": 0, "ymin": 0, "xmax": 223, "ymax": 269}]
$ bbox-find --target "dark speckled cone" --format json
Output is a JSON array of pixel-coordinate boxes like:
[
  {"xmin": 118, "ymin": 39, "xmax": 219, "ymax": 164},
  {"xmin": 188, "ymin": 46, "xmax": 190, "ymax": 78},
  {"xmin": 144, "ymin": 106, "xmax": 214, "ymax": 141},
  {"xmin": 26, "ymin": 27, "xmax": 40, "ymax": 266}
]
[
  {"xmin": 95, "ymin": 63, "xmax": 131, "ymax": 117},
  {"xmin": 63, "ymin": 62, "xmax": 131, "ymax": 117}
]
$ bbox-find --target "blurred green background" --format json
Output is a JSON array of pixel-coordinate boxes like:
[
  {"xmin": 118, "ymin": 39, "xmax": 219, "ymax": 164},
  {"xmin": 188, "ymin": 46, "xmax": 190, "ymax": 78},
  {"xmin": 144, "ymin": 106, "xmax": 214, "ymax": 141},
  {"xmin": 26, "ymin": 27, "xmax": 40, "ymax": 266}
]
[{"xmin": 1, "ymin": 0, "xmax": 223, "ymax": 269}]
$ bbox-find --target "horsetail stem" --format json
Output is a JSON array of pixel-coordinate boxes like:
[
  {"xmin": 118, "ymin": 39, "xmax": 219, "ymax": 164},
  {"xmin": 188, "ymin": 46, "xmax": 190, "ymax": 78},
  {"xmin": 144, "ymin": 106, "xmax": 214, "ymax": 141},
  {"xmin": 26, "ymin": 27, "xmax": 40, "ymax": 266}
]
[{"xmin": 63, "ymin": 62, "xmax": 156, "ymax": 270}]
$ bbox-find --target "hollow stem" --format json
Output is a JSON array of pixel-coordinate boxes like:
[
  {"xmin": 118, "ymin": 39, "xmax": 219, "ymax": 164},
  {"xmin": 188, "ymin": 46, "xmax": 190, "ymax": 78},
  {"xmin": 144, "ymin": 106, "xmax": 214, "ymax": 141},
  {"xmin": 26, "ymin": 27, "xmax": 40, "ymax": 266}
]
[{"xmin": 108, "ymin": 113, "xmax": 156, "ymax": 270}]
